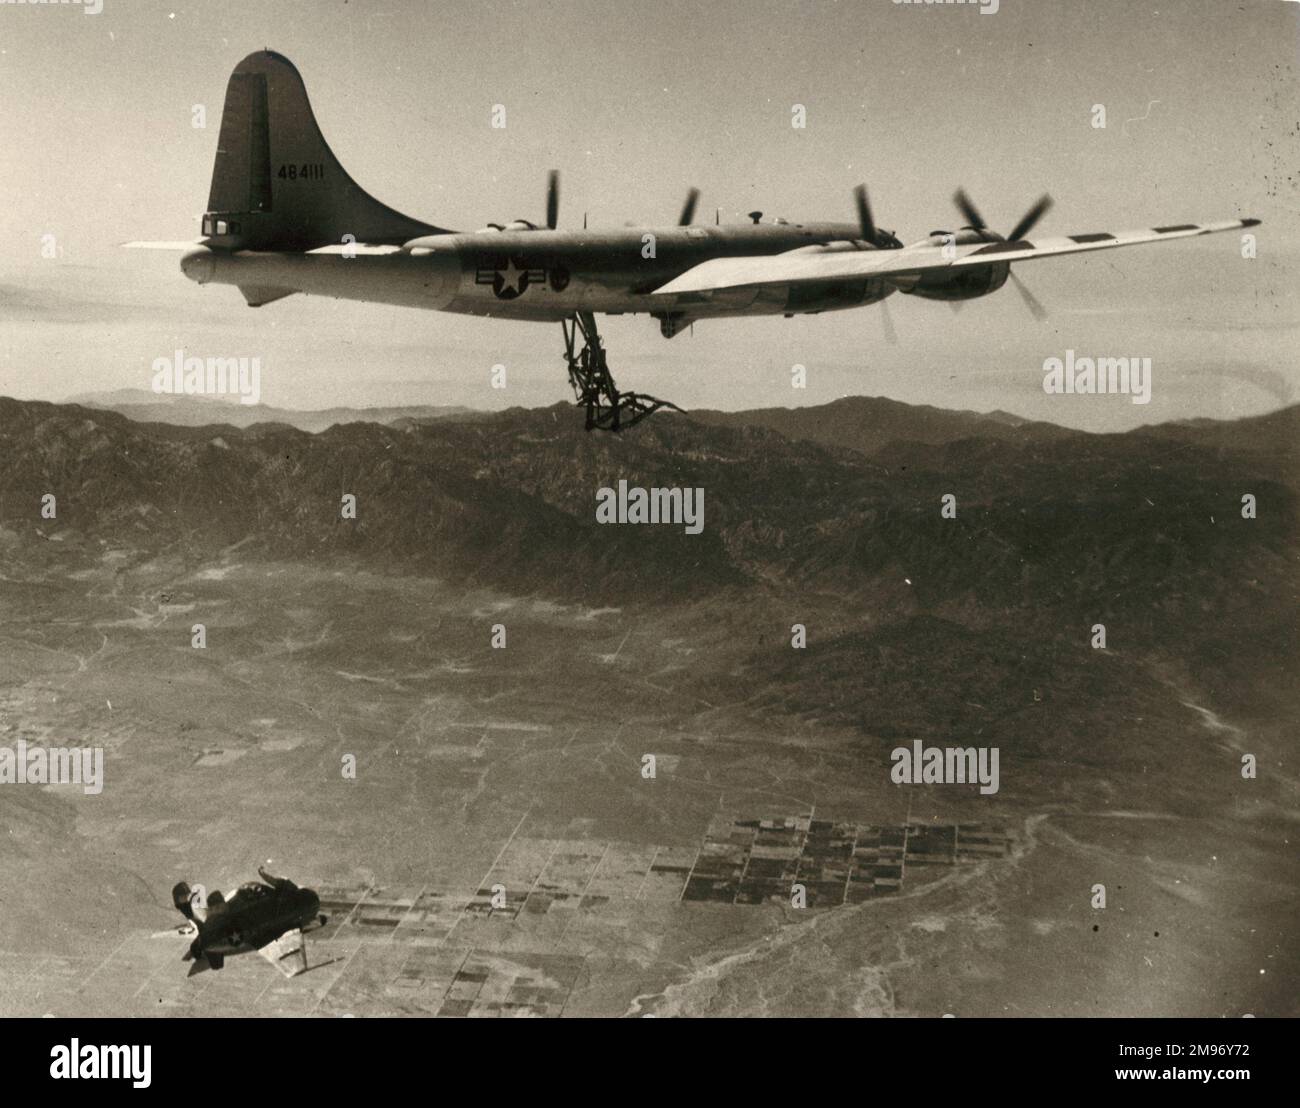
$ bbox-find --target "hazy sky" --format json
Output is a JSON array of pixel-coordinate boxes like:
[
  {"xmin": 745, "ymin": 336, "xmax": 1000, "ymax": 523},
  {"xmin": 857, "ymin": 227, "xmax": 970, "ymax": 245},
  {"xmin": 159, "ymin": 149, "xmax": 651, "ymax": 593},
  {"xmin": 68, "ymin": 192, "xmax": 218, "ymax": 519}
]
[{"xmin": 1, "ymin": 0, "xmax": 1296, "ymax": 429}]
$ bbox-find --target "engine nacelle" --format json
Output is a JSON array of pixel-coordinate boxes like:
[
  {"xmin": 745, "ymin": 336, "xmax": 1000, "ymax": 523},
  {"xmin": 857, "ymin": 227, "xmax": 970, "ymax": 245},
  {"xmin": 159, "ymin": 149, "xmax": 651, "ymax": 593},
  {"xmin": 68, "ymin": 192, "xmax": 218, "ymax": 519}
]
[
  {"xmin": 654, "ymin": 312, "xmax": 691, "ymax": 338},
  {"xmin": 899, "ymin": 260, "xmax": 1010, "ymax": 302}
]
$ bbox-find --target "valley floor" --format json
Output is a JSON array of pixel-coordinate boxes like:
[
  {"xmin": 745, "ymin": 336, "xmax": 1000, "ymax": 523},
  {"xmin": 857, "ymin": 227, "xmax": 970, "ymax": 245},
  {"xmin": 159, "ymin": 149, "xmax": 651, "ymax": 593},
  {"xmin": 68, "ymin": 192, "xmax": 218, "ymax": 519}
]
[{"xmin": 0, "ymin": 556, "xmax": 1293, "ymax": 1016}]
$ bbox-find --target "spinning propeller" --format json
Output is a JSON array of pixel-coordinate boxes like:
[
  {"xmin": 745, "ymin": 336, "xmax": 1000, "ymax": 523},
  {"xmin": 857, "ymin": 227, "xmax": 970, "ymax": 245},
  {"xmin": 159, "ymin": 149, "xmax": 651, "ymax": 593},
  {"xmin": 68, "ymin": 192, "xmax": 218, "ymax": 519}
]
[
  {"xmin": 853, "ymin": 185, "xmax": 903, "ymax": 249},
  {"xmin": 952, "ymin": 188, "xmax": 1054, "ymax": 322},
  {"xmin": 545, "ymin": 171, "xmax": 703, "ymax": 229},
  {"xmin": 953, "ymin": 188, "xmax": 1053, "ymax": 244},
  {"xmin": 546, "ymin": 170, "xmax": 559, "ymax": 229},
  {"xmin": 852, "ymin": 185, "xmax": 903, "ymax": 342},
  {"xmin": 678, "ymin": 187, "xmax": 701, "ymax": 226}
]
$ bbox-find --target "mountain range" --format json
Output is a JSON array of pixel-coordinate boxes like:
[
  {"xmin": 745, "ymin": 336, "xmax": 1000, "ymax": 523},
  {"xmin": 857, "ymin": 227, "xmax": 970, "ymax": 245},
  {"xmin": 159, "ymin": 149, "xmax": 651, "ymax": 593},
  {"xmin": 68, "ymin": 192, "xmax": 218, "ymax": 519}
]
[{"xmin": 3, "ymin": 394, "xmax": 1294, "ymax": 727}]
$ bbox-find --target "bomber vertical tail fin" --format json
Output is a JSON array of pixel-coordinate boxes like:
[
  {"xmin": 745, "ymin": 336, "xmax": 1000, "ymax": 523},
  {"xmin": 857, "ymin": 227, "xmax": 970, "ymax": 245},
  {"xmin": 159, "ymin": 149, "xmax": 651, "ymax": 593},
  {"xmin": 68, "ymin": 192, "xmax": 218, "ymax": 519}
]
[{"xmin": 202, "ymin": 50, "xmax": 450, "ymax": 251}]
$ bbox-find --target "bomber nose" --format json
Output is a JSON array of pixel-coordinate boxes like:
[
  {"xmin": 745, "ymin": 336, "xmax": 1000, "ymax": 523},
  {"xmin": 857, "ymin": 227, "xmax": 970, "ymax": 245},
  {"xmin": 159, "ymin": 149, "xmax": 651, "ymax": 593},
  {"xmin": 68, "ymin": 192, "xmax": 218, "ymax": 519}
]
[{"xmin": 180, "ymin": 247, "xmax": 215, "ymax": 284}]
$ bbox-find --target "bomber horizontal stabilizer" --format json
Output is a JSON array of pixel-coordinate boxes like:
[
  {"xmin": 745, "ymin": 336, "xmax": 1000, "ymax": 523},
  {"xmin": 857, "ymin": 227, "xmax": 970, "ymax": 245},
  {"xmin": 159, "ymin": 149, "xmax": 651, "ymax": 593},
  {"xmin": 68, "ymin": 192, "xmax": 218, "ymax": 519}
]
[{"xmin": 122, "ymin": 241, "xmax": 204, "ymax": 250}]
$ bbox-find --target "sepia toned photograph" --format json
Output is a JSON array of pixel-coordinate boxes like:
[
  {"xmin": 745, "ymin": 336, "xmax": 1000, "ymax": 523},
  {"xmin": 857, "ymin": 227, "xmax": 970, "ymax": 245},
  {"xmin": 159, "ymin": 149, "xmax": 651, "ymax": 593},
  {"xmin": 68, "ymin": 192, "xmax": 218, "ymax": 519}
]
[{"xmin": 0, "ymin": 0, "xmax": 1295, "ymax": 1059}]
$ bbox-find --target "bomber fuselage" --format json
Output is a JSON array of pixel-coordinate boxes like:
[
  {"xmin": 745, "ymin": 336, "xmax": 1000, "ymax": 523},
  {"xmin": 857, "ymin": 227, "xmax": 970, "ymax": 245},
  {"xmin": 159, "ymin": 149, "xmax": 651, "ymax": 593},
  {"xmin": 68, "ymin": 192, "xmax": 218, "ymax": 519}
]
[{"xmin": 182, "ymin": 221, "xmax": 907, "ymax": 330}]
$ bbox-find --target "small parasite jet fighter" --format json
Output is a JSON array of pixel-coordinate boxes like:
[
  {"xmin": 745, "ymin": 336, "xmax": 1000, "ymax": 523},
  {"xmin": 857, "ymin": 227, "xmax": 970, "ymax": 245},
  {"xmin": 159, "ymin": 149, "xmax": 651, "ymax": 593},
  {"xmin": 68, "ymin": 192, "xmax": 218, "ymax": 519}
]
[
  {"xmin": 130, "ymin": 50, "xmax": 1259, "ymax": 431},
  {"xmin": 157, "ymin": 867, "xmax": 327, "ymax": 977}
]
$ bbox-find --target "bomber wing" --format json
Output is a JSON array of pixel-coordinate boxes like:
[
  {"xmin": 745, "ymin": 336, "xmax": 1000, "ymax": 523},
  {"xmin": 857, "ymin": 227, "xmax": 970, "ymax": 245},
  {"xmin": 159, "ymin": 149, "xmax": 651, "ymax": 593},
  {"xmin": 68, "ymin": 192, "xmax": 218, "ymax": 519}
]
[{"xmin": 651, "ymin": 218, "xmax": 1259, "ymax": 296}]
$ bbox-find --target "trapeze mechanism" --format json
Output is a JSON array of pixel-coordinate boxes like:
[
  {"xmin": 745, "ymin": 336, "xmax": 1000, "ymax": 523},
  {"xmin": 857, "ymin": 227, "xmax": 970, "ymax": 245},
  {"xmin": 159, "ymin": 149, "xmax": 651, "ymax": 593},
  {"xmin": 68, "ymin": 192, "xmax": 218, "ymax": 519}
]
[{"xmin": 561, "ymin": 311, "xmax": 681, "ymax": 432}]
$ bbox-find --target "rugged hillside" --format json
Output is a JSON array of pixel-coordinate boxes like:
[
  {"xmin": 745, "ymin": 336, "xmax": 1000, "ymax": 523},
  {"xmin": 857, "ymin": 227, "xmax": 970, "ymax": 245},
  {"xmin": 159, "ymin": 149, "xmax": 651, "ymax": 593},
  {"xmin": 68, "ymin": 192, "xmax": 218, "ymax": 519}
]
[
  {"xmin": 1, "ymin": 396, "xmax": 1293, "ymax": 722},
  {"xmin": 3, "ymin": 397, "xmax": 1293, "ymax": 603}
]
